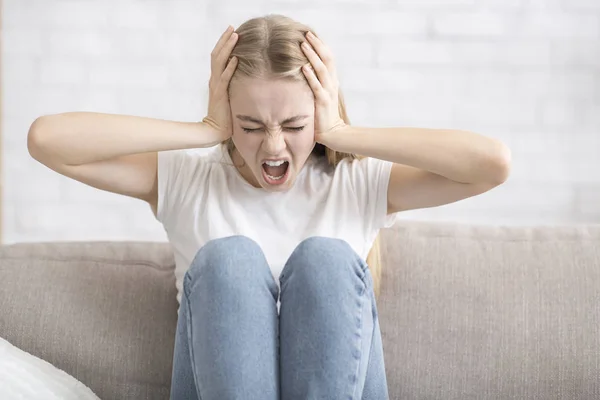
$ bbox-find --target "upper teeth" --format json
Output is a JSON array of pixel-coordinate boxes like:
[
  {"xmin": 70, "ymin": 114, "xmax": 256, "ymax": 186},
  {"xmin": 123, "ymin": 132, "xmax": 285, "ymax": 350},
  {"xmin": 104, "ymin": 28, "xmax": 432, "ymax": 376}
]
[{"xmin": 264, "ymin": 160, "xmax": 286, "ymax": 166}]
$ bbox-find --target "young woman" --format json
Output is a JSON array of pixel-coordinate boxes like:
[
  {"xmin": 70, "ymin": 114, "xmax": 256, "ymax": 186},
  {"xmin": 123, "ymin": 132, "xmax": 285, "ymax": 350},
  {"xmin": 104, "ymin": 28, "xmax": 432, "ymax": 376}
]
[{"xmin": 27, "ymin": 14, "xmax": 511, "ymax": 400}]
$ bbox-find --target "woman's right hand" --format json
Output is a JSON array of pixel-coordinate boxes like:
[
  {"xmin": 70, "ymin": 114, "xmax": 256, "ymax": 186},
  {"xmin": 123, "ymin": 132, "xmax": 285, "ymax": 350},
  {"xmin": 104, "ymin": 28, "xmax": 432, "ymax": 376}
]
[{"xmin": 203, "ymin": 25, "xmax": 239, "ymax": 141}]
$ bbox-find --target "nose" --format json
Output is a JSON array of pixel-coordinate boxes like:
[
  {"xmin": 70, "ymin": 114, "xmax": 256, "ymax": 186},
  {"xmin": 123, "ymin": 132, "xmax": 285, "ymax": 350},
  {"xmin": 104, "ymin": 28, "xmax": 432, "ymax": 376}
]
[{"xmin": 262, "ymin": 130, "xmax": 286, "ymax": 156}]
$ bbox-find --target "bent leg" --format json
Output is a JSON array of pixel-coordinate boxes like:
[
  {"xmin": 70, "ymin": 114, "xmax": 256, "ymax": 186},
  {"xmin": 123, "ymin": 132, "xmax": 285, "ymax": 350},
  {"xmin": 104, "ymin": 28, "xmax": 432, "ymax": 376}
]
[
  {"xmin": 278, "ymin": 237, "xmax": 389, "ymax": 399},
  {"xmin": 170, "ymin": 235, "xmax": 280, "ymax": 400}
]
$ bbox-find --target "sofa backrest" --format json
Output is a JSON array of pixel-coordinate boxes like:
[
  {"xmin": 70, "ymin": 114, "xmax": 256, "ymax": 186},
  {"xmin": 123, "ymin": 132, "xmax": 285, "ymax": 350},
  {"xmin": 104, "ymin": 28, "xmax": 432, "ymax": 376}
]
[
  {"xmin": 0, "ymin": 241, "xmax": 178, "ymax": 400},
  {"xmin": 377, "ymin": 221, "xmax": 600, "ymax": 399}
]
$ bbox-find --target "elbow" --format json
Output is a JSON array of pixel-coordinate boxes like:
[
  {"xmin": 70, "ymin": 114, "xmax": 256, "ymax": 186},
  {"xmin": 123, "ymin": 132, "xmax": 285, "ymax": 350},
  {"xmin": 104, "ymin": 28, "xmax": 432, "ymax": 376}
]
[
  {"xmin": 27, "ymin": 116, "xmax": 53, "ymax": 162},
  {"xmin": 487, "ymin": 140, "xmax": 512, "ymax": 186},
  {"xmin": 27, "ymin": 117, "xmax": 44, "ymax": 160}
]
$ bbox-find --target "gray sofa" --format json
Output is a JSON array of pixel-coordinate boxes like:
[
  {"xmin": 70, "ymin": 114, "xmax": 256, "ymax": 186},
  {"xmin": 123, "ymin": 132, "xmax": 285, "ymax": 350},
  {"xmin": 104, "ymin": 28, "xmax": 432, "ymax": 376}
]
[{"xmin": 1, "ymin": 220, "xmax": 599, "ymax": 399}]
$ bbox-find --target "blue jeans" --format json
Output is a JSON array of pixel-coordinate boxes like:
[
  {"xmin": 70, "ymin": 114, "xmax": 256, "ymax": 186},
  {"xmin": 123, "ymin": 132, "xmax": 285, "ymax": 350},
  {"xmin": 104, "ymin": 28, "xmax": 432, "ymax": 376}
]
[{"xmin": 170, "ymin": 236, "xmax": 389, "ymax": 400}]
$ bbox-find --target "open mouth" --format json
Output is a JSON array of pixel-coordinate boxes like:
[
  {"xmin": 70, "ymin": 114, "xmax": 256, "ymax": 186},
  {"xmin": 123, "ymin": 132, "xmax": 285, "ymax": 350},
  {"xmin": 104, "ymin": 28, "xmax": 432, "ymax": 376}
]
[{"xmin": 261, "ymin": 160, "xmax": 290, "ymax": 185}]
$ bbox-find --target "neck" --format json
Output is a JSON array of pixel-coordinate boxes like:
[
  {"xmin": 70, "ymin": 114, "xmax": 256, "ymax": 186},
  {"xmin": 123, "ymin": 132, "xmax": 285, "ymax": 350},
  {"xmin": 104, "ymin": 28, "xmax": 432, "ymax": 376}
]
[{"xmin": 230, "ymin": 146, "xmax": 261, "ymax": 188}]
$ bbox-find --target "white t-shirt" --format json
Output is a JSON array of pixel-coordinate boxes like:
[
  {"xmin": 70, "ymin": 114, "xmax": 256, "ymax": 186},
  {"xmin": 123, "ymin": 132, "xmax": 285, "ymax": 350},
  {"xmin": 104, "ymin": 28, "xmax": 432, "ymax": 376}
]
[{"xmin": 156, "ymin": 144, "xmax": 398, "ymax": 314}]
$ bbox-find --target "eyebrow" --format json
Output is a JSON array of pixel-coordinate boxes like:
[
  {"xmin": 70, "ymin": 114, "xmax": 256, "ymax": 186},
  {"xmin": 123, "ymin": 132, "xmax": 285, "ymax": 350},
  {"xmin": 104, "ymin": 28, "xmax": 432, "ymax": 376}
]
[{"xmin": 235, "ymin": 114, "xmax": 309, "ymax": 125}]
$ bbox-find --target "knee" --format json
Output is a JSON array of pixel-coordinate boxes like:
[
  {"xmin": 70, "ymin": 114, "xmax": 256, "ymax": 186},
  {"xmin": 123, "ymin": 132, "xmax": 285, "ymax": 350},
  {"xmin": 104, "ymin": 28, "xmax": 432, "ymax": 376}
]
[
  {"xmin": 186, "ymin": 235, "xmax": 263, "ymax": 280},
  {"xmin": 286, "ymin": 236, "xmax": 357, "ymax": 278},
  {"xmin": 296, "ymin": 236, "xmax": 354, "ymax": 259}
]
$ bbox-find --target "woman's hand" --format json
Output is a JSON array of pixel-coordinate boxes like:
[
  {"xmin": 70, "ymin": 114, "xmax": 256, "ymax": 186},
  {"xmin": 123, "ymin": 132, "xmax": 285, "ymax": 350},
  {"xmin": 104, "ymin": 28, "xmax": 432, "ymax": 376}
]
[
  {"xmin": 300, "ymin": 31, "xmax": 348, "ymax": 145},
  {"xmin": 203, "ymin": 25, "xmax": 239, "ymax": 141}
]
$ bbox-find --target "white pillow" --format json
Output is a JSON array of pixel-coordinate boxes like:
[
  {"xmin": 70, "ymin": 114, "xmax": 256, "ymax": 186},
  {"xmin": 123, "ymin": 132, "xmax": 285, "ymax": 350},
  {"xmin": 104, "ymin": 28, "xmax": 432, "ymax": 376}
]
[{"xmin": 0, "ymin": 337, "xmax": 100, "ymax": 400}]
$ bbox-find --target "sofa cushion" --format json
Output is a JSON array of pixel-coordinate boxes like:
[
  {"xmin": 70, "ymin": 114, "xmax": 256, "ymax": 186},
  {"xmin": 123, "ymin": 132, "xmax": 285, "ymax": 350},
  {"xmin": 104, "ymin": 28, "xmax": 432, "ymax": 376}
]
[{"xmin": 0, "ymin": 241, "xmax": 178, "ymax": 400}]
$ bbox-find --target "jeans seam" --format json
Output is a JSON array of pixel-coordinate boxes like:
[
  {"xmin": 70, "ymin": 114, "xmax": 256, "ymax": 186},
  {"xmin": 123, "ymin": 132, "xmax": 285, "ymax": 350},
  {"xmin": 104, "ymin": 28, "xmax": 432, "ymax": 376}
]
[
  {"xmin": 350, "ymin": 284, "xmax": 366, "ymax": 400},
  {"xmin": 185, "ymin": 289, "xmax": 203, "ymax": 400},
  {"xmin": 186, "ymin": 250, "xmax": 208, "ymax": 297}
]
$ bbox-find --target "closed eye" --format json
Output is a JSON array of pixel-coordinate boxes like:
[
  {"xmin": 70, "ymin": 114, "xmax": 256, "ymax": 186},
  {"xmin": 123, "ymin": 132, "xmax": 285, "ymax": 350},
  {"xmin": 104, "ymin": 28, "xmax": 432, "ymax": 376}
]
[{"xmin": 242, "ymin": 126, "xmax": 305, "ymax": 133}]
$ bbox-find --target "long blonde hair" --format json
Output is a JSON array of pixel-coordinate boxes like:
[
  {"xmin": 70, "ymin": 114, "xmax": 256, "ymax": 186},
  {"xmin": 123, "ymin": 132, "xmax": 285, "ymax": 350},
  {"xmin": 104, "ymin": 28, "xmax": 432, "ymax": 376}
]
[{"xmin": 225, "ymin": 14, "xmax": 383, "ymax": 298}]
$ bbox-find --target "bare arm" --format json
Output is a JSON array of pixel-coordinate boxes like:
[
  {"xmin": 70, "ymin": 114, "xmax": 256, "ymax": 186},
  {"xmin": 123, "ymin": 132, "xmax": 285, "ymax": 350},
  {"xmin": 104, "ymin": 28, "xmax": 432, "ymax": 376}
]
[
  {"xmin": 318, "ymin": 125, "xmax": 511, "ymax": 214},
  {"xmin": 27, "ymin": 112, "xmax": 225, "ymax": 213}
]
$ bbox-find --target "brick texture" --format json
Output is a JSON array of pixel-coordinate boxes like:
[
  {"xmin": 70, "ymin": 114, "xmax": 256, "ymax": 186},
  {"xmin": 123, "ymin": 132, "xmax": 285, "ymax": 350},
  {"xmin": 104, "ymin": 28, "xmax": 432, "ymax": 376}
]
[{"xmin": 2, "ymin": 0, "xmax": 599, "ymax": 243}]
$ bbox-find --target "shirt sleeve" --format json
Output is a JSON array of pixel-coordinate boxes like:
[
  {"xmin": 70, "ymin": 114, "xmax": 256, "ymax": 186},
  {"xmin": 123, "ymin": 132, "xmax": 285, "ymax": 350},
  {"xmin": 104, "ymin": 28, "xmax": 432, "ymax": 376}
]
[
  {"xmin": 345, "ymin": 157, "xmax": 399, "ymax": 238},
  {"xmin": 156, "ymin": 149, "xmax": 207, "ymax": 225}
]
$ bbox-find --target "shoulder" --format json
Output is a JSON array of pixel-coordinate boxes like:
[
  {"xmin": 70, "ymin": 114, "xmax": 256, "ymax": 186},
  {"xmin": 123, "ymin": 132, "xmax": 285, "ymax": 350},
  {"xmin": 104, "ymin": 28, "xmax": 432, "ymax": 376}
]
[
  {"xmin": 159, "ymin": 144, "xmax": 229, "ymax": 172},
  {"xmin": 330, "ymin": 156, "xmax": 394, "ymax": 199},
  {"xmin": 157, "ymin": 145, "xmax": 235, "ymax": 199},
  {"xmin": 156, "ymin": 145, "xmax": 231, "ymax": 221},
  {"xmin": 302, "ymin": 155, "xmax": 391, "ymax": 182},
  {"xmin": 161, "ymin": 144, "xmax": 224, "ymax": 162},
  {"xmin": 333, "ymin": 156, "xmax": 390, "ymax": 177}
]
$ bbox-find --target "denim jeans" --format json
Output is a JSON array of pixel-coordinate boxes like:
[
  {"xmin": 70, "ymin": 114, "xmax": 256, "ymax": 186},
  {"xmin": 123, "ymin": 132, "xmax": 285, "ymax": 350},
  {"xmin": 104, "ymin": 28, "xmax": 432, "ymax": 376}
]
[{"xmin": 169, "ymin": 235, "xmax": 389, "ymax": 400}]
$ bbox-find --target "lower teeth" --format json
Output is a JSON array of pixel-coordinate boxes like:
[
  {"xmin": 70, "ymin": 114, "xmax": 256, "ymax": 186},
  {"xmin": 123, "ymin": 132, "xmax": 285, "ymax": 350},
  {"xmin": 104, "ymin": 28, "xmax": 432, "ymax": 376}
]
[
  {"xmin": 263, "ymin": 161, "xmax": 288, "ymax": 181},
  {"xmin": 267, "ymin": 173, "xmax": 285, "ymax": 180}
]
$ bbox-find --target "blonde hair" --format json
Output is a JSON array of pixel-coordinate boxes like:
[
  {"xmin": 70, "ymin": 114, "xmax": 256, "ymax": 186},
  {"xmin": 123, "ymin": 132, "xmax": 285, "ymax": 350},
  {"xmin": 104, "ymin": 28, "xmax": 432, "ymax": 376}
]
[{"xmin": 225, "ymin": 14, "xmax": 384, "ymax": 298}]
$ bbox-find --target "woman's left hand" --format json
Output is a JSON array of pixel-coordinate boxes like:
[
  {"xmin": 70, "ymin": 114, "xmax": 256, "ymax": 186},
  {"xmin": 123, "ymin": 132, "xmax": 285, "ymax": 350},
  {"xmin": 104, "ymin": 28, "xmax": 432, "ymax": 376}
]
[{"xmin": 301, "ymin": 32, "xmax": 348, "ymax": 144}]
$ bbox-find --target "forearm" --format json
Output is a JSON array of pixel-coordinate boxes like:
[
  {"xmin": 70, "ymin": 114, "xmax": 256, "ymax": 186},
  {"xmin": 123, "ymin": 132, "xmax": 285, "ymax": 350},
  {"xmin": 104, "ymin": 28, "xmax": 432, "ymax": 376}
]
[
  {"xmin": 28, "ymin": 112, "xmax": 223, "ymax": 166},
  {"xmin": 322, "ymin": 126, "xmax": 511, "ymax": 184}
]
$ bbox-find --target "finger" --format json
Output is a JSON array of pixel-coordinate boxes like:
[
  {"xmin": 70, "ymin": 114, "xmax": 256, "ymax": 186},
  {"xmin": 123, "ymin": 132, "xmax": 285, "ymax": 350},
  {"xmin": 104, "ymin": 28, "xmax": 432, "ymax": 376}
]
[
  {"xmin": 301, "ymin": 41, "xmax": 333, "ymax": 91},
  {"xmin": 213, "ymin": 31, "xmax": 238, "ymax": 74},
  {"xmin": 305, "ymin": 32, "xmax": 338, "ymax": 83},
  {"xmin": 220, "ymin": 56, "xmax": 238, "ymax": 86},
  {"xmin": 211, "ymin": 25, "xmax": 234, "ymax": 59},
  {"xmin": 302, "ymin": 63, "xmax": 323, "ymax": 98}
]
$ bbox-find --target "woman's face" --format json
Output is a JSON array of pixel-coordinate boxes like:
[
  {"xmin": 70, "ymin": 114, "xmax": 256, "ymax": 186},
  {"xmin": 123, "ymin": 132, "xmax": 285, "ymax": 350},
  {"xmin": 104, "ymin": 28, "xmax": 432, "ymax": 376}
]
[{"xmin": 229, "ymin": 77, "xmax": 316, "ymax": 192}]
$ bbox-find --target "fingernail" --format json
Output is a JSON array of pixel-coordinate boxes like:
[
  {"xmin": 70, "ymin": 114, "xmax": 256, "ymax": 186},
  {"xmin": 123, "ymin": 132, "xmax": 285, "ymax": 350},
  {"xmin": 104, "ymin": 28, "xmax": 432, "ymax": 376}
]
[{"xmin": 307, "ymin": 31, "xmax": 315, "ymax": 38}]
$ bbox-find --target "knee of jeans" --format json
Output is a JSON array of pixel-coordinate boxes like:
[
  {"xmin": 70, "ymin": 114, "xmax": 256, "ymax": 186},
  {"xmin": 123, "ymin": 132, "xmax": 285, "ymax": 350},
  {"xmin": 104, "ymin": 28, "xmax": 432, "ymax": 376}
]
[
  {"xmin": 285, "ymin": 236, "xmax": 359, "ymax": 278},
  {"xmin": 186, "ymin": 235, "xmax": 262, "ymax": 282},
  {"xmin": 297, "ymin": 236, "xmax": 354, "ymax": 257}
]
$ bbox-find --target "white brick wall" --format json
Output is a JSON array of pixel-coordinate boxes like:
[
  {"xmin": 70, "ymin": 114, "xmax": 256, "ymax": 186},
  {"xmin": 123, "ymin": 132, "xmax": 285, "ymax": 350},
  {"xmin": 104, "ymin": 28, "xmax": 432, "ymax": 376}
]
[{"xmin": 2, "ymin": 0, "xmax": 599, "ymax": 244}]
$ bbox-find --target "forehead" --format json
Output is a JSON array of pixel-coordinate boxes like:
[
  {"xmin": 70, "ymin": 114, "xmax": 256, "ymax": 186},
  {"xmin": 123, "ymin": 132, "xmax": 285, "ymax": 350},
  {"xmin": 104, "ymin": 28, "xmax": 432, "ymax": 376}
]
[{"xmin": 230, "ymin": 78, "xmax": 313, "ymax": 118}]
